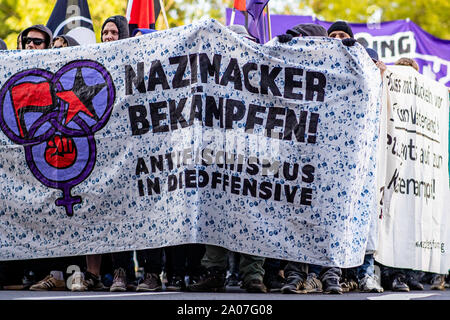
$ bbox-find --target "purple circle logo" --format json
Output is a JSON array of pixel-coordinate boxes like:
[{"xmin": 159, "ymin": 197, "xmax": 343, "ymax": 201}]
[{"xmin": 0, "ymin": 60, "xmax": 116, "ymax": 216}]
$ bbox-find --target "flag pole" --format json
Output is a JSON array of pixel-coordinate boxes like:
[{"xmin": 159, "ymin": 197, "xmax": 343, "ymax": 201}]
[
  {"xmin": 159, "ymin": 0, "xmax": 169, "ymax": 29},
  {"xmin": 266, "ymin": 3, "xmax": 272, "ymax": 40},
  {"xmin": 230, "ymin": 8, "xmax": 236, "ymax": 25}
]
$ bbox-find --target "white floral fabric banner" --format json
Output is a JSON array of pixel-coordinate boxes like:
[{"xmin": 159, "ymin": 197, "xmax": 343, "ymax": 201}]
[
  {"xmin": 376, "ymin": 66, "xmax": 450, "ymax": 274},
  {"xmin": 0, "ymin": 19, "xmax": 380, "ymax": 268}
]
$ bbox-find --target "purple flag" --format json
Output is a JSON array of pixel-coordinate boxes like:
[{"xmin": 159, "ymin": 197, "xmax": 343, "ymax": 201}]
[{"xmin": 246, "ymin": 0, "xmax": 269, "ymax": 44}]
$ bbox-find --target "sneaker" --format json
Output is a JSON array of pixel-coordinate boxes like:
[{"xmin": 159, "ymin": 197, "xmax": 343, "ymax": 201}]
[
  {"xmin": 303, "ymin": 273, "xmax": 323, "ymax": 293},
  {"xmin": 264, "ymin": 274, "xmax": 286, "ymax": 293},
  {"xmin": 391, "ymin": 276, "xmax": 409, "ymax": 292},
  {"xmin": 341, "ymin": 278, "xmax": 358, "ymax": 293},
  {"xmin": 71, "ymin": 272, "xmax": 107, "ymax": 292},
  {"xmin": 359, "ymin": 274, "xmax": 384, "ymax": 293},
  {"xmin": 136, "ymin": 273, "xmax": 162, "ymax": 292},
  {"xmin": 29, "ymin": 275, "xmax": 65, "ymax": 291},
  {"xmin": 166, "ymin": 275, "xmax": 186, "ymax": 291},
  {"xmin": 242, "ymin": 279, "xmax": 267, "ymax": 293},
  {"xmin": 430, "ymin": 274, "xmax": 445, "ymax": 291},
  {"xmin": 187, "ymin": 267, "xmax": 226, "ymax": 292},
  {"xmin": 226, "ymin": 273, "xmax": 240, "ymax": 287},
  {"xmin": 281, "ymin": 272, "xmax": 305, "ymax": 294},
  {"xmin": 322, "ymin": 275, "xmax": 343, "ymax": 294},
  {"xmin": 110, "ymin": 268, "xmax": 127, "ymax": 292}
]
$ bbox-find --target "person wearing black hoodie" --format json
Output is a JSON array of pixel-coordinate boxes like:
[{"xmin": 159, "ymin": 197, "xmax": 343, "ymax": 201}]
[
  {"xmin": 21, "ymin": 24, "xmax": 53, "ymax": 50},
  {"xmin": 100, "ymin": 15, "xmax": 147, "ymax": 293},
  {"xmin": 51, "ymin": 35, "xmax": 80, "ymax": 48},
  {"xmin": 101, "ymin": 15, "xmax": 130, "ymax": 42}
]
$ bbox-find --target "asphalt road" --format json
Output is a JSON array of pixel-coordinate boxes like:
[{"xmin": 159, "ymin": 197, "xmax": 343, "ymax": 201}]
[
  {"xmin": 2, "ymin": 284, "xmax": 449, "ymax": 300},
  {"xmin": 1, "ymin": 285, "xmax": 447, "ymax": 319}
]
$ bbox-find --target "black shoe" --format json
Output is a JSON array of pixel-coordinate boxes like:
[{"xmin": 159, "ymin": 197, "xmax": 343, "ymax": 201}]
[
  {"xmin": 407, "ymin": 277, "xmax": 424, "ymax": 290},
  {"xmin": 264, "ymin": 274, "xmax": 286, "ymax": 293},
  {"xmin": 188, "ymin": 275, "xmax": 200, "ymax": 286},
  {"xmin": 322, "ymin": 276, "xmax": 343, "ymax": 294},
  {"xmin": 242, "ymin": 279, "xmax": 267, "ymax": 293},
  {"xmin": 391, "ymin": 276, "xmax": 409, "ymax": 292},
  {"xmin": 22, "ymin": 270, "xmax": 36, "ymax": 290},
  {"xmin": 166, "ymin": 275, "xmax": 186, "ymax": 291},
  {"xmin": 281, "ymin": 273, "xmax": 305, "ymax": 294},
  {"xmin": 226, "ymin": 273, "xmax": 240, "ymax": 287},
  {"xmin": 187, "ymin": 267, "xmax": 226, "ymax": 292}
]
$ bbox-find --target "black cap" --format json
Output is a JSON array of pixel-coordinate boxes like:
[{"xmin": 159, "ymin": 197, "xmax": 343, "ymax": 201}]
[
  {"xmin": 21, "ymin": 24, "xmax": 53, "ymax": 49},
  {"xmin": 327, "ymin": 21, "xmax": 354, "ymax": 38},
  {"xmin": 286, "ymin": 23, "xmax": 328, "ymax": 37}
]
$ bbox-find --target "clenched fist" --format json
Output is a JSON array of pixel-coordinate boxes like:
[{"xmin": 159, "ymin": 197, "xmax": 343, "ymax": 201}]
[{"xmin": 45, "ymin": 135, "xmax": 77, "ymax": 169}]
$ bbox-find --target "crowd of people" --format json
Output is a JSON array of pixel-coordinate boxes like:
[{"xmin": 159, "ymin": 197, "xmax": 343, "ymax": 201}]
[{"xmin": 0, "ymin": 15, "xmax": 449, "ymax": 295}]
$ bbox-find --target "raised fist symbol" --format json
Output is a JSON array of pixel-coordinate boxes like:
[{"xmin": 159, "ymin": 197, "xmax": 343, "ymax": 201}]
[
  {"xmin": 45, "ymin": 135, "xmax": 77, "ymax": 169},
  {"xmin": 0, "ymin": 60, "xmax": 116, "ymax": 216}
]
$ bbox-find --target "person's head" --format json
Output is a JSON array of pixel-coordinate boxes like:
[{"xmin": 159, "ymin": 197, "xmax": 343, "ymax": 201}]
[
  {"xmin": 101, "ymin": 15, "xmax": 129, "ymax": 42},
  {"xmin": 0, "ymin": 39, "xmax": 7, "ymax": 50},
  {"xmin": 227, "ymin": 24, "xmax": 257, "ymax": 42},
  {"xmin": 327, "ymin": 21, "xmax": 354, "ymax": 39},
  {"xmin": 132, "ymin": 28, "xmax": 157, "ymax": 37},
  {"xmin": 286, "ymin": 23, "xmax": 328, "ymax": 38},
  {"xmin": 395, "ymin": 57, "xmax": 419, "ymax": 72},
  {"xmin": 22, "ymin": 25, "xmax": 53, "ymax": 50},
  {"xmin": 51, "ymin": 35, "xmax": 80, "ymax": 48},
  {"xmin": 277, "ymin": 23, "xmax": 327, "ymax": 43},
  {"xmin": 17, "ymin": 31, "xmax": 23, "ymax": 50}
]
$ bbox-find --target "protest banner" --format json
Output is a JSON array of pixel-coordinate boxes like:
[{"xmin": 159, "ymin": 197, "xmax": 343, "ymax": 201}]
[
  {"xmin": 0, "ymin": 19, "xmax": 380, "ymax": 268},
  {"xmin": 376, "ymin": 66, "xmax": 450, "ymax": 274}
]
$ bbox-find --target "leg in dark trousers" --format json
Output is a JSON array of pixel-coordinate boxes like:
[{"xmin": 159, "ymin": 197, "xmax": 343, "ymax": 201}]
[
  {"xmin": 226, "ymin": 251, "xmax": 241, "ymax": 286},
  {"xmin": 263, "ymin": 258, "xmax": 286, "ymax": 292},
  {"xmin": 165, "ymin": 245, "xmax": 187, "ymax": 291},
  {"xmin": 186, "ymin": 244, "xmax": 206, "ymax": 281},
  {"xmin": 110, "ymin": 251, "xmax": 135, "ymax": 292},
  {"xmin": 135, "ymin": 248, "xmax": 163, "ymax": 292}
]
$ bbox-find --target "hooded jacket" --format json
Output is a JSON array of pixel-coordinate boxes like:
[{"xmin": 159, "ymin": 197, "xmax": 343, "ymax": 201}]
[
  {"xmin": 21, "ymin": 24, "xmax": 53, "ymax": 49},
  {"xmin": 59, "ymin": 35, "xmax": 80, "ymax": 47},
  {"xmin": 132, "ymin": 28, "xmax": 157, "ymax": 37},
  {"xmin": 101, "ymin": 15, "xmax": 130, "ymax": 41}
]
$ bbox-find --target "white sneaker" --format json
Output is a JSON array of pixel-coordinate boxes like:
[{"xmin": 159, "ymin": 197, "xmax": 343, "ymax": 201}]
[
  {"xmin": 359, "ymin": 274, "xmax": 384, "ymax": 293},
  {"xmin": 70, "ymin": 272, "xmax": 87, "ymax": 291}
]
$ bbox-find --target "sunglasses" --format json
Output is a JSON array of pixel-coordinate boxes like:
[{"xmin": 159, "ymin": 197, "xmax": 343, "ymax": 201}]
[{"xmin": 24, "ymin": 37, "xmax": 45, "ymax": 46}]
